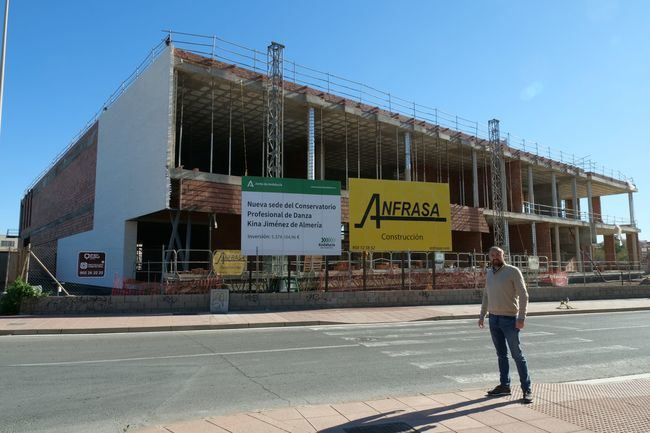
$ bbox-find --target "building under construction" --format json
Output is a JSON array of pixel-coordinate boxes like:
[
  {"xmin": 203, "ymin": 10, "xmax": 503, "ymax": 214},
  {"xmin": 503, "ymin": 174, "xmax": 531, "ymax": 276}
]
[{"xmin": 18, "ymin": 32, "xmax": 641, "ymax": 290}]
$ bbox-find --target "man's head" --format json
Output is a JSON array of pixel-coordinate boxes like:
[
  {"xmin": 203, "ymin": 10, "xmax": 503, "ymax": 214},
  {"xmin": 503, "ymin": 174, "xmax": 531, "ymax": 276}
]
[{"xmin": 488, "ymin": 246, "xmax": 505, "ymax": 267}]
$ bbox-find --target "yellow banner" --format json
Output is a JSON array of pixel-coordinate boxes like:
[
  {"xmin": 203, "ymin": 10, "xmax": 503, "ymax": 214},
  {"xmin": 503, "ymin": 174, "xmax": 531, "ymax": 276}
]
[
  {"xmin": 212, "ymin": 250, "xmax": 247, "ymax": 276},
  {"xmin": 349, "ymin": 178, "xmax": 452, "ymax": 252}
]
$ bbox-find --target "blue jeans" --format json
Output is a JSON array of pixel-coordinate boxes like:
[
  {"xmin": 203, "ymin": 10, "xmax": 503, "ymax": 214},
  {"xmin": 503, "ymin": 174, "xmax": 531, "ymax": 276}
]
[{"xmin": 489, "ymin": 315, "xmax": 531, "ymax": 391}]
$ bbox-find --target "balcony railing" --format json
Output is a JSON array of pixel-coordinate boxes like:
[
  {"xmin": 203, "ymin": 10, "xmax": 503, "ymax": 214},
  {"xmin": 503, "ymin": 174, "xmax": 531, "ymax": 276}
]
[{"xmin": 522, "ymin": 201, "xmax": 633, "ymax": 226}]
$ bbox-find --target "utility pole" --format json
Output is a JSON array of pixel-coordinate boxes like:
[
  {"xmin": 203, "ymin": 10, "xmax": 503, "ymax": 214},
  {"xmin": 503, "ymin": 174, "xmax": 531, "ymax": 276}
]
[{"xmin": 0, "ymin": 0, "xmax": 10, "ymax": 136}]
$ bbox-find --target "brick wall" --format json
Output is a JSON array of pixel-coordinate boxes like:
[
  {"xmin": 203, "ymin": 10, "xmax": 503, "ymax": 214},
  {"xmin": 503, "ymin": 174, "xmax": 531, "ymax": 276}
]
[
  {"xmin": 179, "ymin": 180, "xmax": 486, "ymax": 232},
  {"xmin": 19, "ymin": 284, "xmax": 650, "ymax": 314},
  {"xmin": 536, "ymin": 222, "xmax": 552, "ymax": 260},
  {"xmin": 20, "ymin": 123, "xmax": 98, "ymax": 277},
  {"xmin": 452, "ymin": 231, "xmax": 482, "ymax": 252},
  {"xmin": 604, "ymin": 234, "xmax": 616, "ymax": 263},
  {"xmin": 592, "ymin": 196, "xmax": 602, "ymax": 222},
  {"xmin": 507, "ymin": 161, "xmax": 523, "ymax": 213},
  {"xmin": 508, "ymin": 223, "xmax": 551, "ymax": 258},
  {"xmin": 510, "ymin": 224, "xmax": 532, "ymax": 254},
  {"xmin": 627, "ymin": 232, "xmax": 639, "ymax": 262},
  {"xmin": 180, "ymin": 179, "xmax": 241, "ymax": 214}
]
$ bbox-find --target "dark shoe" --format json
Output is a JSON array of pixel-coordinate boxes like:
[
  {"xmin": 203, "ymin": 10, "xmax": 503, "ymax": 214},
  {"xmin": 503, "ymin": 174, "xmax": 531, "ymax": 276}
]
[
  {"xmin": 486, "ymin": 385, "xmax": 511, "ymax": 397},
  {"xmin": 522, "ymin": 389, "xmax": 533, "ymax": 404}
]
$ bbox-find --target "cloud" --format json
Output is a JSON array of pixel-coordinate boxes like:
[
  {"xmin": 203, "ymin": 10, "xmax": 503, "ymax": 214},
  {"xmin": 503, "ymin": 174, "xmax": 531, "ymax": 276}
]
[{"xmin": 520, "ymin": 81, "xmax": 544, "ymax": 101}]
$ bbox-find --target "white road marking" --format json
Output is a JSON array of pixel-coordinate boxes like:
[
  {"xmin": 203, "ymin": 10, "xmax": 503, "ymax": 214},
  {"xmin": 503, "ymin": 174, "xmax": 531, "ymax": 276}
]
[
  {"xmin": 322, "ymin": 325, "xmax": 472, "ymax": 336},
  {"xmin": 524, "ymin": 337, "xmax": 593, "ymax": 347},
  {"xmin": 578, "ymin": 324, "xmax": 650, "ymax": 332},
  {"xmin": 444, "ymin": 372, "xmax": 500, "ymax": 384},
  {"xmin": 411, "ymin": 359, "xmax": 471, "ymax": 369},
  {"xmin": 339, "ymin": 330, "xmax": 481, "ymax": 340},
  {"xmin": 528, "ymin": 345, "xmax": 638, "ymax": 358},
  {"xmin": 381, "ymin": 350, "xmax": 433, "ymax": 357},
  {"xmin": 566, "ymin": 372, "xmax": 650, "ymax": 384},
  {"xmin": 446, "ymin": 357, "xmax": 650, "ymax": 384},
  {"xmin": 526, "ymin": 322, "xmax": 582, "ymax": 331},
  {"xmin": 5, "ymin": 344, "xmax": 360, "ymax": 367},
  {"xmin": 358, "ymin": 332, "xmax": 554, "ymax": 348},
  {"xmin": 361, "ymin": 339, "xmax": 435, "ymax": 347}
]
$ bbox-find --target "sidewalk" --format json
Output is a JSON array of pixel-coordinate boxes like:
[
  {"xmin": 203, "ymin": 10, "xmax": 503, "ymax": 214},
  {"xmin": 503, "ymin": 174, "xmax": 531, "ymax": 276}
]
[
  {"xmin": 1, "ymin": 298, "xmax": 649, "ymax": 335},
  {"xmin": 134, "ymin": 377, "xmax": 650, "ymax": 433}
]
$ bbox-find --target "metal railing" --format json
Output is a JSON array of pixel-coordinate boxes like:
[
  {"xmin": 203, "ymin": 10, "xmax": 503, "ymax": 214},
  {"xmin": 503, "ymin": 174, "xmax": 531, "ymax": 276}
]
[
  {"xmin": 167, "ymin": 30, "xmax": 634, "ymax": 185},
  {"xmin": 522, "ymin": 201, "xmax": 633, "ymax": 226},
  {"xmin": 132, "ymin": 247, "xmax": 649, "ymax": 294}
]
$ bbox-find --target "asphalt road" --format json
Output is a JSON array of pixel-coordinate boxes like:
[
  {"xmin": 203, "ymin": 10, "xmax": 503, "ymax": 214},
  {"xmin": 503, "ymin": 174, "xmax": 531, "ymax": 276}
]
[{"xmin": 1, "ymin": 310, "xmax": 649, "ymax": 433}]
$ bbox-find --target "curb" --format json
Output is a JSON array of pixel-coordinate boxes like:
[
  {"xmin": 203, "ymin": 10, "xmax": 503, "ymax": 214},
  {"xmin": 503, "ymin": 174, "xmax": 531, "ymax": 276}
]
[{"xmin": 1, "ymin": 306, "xmax": 650, "ymax": 335}]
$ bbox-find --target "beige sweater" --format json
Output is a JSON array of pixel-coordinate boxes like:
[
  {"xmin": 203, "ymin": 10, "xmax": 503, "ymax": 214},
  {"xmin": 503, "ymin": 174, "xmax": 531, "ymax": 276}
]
[{"xmin": 480, "ymin": 264, "xmax": 529, "ymax": 320}]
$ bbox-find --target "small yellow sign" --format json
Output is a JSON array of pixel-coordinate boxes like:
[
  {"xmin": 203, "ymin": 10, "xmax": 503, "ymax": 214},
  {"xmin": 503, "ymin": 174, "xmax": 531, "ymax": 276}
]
[
  {"xmin": 349, "ymin": 178, "xmax": 452, "ymax": 252},
  {"xmin": 212, "ymin": 250, "xmax": 247, "ymax": 276}
]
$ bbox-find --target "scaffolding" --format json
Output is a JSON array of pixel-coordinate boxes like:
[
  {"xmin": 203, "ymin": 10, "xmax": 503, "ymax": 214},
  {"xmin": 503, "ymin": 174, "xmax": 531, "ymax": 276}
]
[
  {"xmin": 266, "ymin": 42, "xmax": 284, "ymax": 178},
  {"xmin": 489, "ymin": 119, "xmax": 507, "ymax": 251}
]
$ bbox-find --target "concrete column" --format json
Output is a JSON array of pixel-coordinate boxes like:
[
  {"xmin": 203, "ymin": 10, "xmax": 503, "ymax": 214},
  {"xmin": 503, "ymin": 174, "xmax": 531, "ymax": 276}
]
[
  {"xmin": 574, "ymin": 227, "xmax": 583, "ymax": 272},
  {"xmin": 320, "ymin": 127, "xmax": 325, "ymax": 181},
  {"xmin": 531, "ymin": 222, "xmax": 538, "ymax": 256},
  {"xmin": 307, "ymin": 107, "xmax": 315, "ymax": 180},
  {"xmin": 572, "ymin": 176, "xmax": 579, "ymax": 220},
  {"xmin": 554, "ymin": 224, "xmax": 561, "ymax": 270},
  {"xmin": 500, "ymin": 157, "xmax": 510, "ymax": 253},
  {"xmin": 404, "ymin": 132, "xmax": 412, "ymax": 181},
  {"xmin": 500, "ymin": 159, "xmax": 508, "ymax": 212},
  {"xmin": 628, "ymin": 191, "xmax": 636, "ymax": 226},
  {"xmin": 527, "ymin": 166, "xmax": 535, "ymax": 212},
  {"xmin": 551, "ymin": 172, "xmax": 558, "ymax": 216},
  {"xmin": 527, "ymin": 166, "xmax": 537, "ymax": 254},
  {"xmin": 472, "ymin": 149, "xmax": 479, "ymax": 208},
  {"xmin": 586, "ymin": 179, "xmax": 596, "ymax": 243},
  {"xmin": 586, "ymin": 180, "xmax": 593, "ymax": 220}
]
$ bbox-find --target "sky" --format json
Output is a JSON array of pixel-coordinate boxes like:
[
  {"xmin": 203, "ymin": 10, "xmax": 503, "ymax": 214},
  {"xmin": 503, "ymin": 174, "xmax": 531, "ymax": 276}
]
[{"xmin": 0, "ymin": 0, "xmax": 648, "ymax": 238}]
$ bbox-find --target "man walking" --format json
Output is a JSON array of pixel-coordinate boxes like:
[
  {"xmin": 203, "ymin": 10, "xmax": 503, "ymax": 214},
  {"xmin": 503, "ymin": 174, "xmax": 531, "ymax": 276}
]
[{"xmin": 478, "ymin": 246, "xmax": 533, "ymax": 403}]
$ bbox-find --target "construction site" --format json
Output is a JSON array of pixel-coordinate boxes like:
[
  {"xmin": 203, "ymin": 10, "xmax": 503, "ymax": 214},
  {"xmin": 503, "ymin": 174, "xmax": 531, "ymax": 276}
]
[{"xmin": 16, "ymin": 31, "xmax": 644, "ymax": 295}]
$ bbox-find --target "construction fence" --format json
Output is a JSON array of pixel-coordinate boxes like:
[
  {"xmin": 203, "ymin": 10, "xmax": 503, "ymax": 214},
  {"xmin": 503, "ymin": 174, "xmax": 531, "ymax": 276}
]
[{"xmin": 128, "ymin": 249, "xmax": 561, "ymax": 294}]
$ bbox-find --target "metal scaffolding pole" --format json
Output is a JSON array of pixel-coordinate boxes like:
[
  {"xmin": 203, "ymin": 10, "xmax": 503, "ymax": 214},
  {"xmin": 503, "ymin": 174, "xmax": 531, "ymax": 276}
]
[
  {"xmin": 572, "ymin": 176, "xmax": 579, "ymax": 220},
  {"xmin": 266, "ymin": 42, "xmax": 284, "ymax": 178},
  {"xmin": 528, "ymin": 165, "xmax": 537, "ymax": 256},
  {"xmin": 404, "ymin": 131, "xmax": 412, "ymax": 181},
  {"xmin": 551, "ymin": 172, "xmax": 559, "ymax": 216},
  {"xmin": 307, "ymin": 107, "xmax": 315, "ymax": 180},
  {"xmin": 554, "ymin": 224, "xmax": 561, "ymax": 270},
  {"xmin": 0, "ymin": 0, "xmax": 9, "ymax": 136},
  {"xmin": 489, "ymin": 119, "xmax": 507, "ymax": 252},
  {"xmin": 266, "ymin": 41, "xmax": 285, "ymax": 277}
]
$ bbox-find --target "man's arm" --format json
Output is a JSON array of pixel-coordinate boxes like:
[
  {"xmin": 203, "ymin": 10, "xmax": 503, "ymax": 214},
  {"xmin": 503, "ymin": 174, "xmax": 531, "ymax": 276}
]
[
  {"xmin": 514, "ymin": 267, "xmax": 528, "ymax": 329},
  {"xmin": 478, "ymin": 286, "xmax": 488, "ymax": 328}
]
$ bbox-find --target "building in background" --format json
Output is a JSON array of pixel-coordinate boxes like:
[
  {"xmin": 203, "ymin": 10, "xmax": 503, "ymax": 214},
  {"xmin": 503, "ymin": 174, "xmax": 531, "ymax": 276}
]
[
  {"xmin": 18, "ymin": 33, "xmax": 641, "ymax": 289},
  {"xmin": 1, "ymin": 229, "xmax": 19, "ymax": 290}
]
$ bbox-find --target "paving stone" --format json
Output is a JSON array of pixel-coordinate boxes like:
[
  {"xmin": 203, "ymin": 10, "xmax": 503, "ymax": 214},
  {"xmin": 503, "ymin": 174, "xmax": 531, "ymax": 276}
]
[{"xmin": 527, "ymin": 417, "xmax": 585, "ymax": 433}]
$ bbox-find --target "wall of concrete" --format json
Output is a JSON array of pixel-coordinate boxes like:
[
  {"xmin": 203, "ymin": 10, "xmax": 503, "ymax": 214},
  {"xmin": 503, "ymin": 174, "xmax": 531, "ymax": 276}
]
[
  {"xmin": 21, "ymin": 294, "xmax": 209, "ymax": 315},
  {"xmin": 56, "ymin": 46, "xmax": 174, "ymax": 287},
  {"xmin": 20, "ymin": 284, "xmax": 650, "ymax": 314}
]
